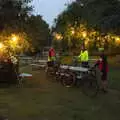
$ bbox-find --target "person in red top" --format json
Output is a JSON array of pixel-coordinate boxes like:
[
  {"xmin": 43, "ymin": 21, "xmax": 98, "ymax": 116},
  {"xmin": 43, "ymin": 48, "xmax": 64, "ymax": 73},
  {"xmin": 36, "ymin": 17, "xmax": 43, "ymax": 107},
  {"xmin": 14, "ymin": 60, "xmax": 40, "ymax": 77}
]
[
  {"xmin": 48, "ymin": 47, "xmax": 56, "ymax": 62},
  {"xmin": 95, "ymin": 53, "xmax": 108, "ymax": 93}
]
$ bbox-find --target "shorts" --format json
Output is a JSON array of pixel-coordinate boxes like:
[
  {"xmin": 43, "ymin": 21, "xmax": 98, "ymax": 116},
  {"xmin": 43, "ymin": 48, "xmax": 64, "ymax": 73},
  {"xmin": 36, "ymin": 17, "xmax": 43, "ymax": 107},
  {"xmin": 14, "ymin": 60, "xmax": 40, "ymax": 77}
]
[
  {"xmin": 81, "ymin": 62, "xmax": 89, "ymax": 68},
  {"xmin": 101, "ymin": 72, "xmax": 107, "ymax": 81},
  {"xmin": 47, "ymin": 61, "xmax": 55, "ymax": 67}
]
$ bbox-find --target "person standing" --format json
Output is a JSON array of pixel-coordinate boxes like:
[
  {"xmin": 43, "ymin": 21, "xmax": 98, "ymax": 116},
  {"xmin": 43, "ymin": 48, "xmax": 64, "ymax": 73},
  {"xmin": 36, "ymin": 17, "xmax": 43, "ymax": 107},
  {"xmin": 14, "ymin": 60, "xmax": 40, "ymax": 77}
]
[
  {"xmin": 94, "ymin": 49, "xmax": 108, "ymax": 93},
  {"xmin": 48, "ymin": 47, "xmax": 56, "ymax": 64},
  {"xmin": 78, "ymin": 44, "xmax": 89, "ymax": 67}
]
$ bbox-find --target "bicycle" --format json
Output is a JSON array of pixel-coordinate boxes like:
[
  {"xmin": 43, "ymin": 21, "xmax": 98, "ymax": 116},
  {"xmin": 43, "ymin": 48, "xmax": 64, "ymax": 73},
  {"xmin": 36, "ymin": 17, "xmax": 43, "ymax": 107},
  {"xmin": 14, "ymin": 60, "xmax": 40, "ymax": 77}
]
[
  {"xmin": 57, "ymin": 65, "xmax": 76, "ymax": 87},
  {"xmin": 60, "ymin": 65, "xmax": 99, "ymax": 97},
  {"xmin": 45, "ymin": 61, "xmax": 60, "ymax": 81},
  {"xmin": 78, "ymin": 67, "xmax": 99, "ymax": 97},
  {"xmin": 58, "ymin": 55, "xmax": 99, "ymax": 97}
]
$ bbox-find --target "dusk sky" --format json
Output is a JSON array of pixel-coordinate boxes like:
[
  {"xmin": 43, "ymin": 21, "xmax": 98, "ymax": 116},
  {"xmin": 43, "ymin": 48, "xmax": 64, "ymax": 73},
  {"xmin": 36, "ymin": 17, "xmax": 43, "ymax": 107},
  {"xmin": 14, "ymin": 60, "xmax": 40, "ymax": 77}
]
[{"xmin": 32, "ymin": 0, "xmax": 75, "ymax": 26}]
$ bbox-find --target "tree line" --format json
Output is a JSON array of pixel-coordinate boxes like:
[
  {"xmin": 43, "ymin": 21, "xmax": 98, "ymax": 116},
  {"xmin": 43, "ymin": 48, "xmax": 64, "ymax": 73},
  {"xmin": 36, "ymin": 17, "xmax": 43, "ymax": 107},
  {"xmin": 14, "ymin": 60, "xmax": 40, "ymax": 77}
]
[
  {"xmin": 53, "ymin": 0, "xmax": 120, "ymax": 53},
  {"xmin": 0, "ymin": 0, "xmax": 50, "ymax": 54}
]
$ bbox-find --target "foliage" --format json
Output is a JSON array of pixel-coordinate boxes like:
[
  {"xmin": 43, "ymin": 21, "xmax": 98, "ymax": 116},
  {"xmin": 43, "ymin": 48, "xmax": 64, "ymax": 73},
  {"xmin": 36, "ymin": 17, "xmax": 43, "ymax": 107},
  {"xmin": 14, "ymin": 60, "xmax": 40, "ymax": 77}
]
[
  {"xmin": 53, "ymin": 0, "xmax": 120, "ymax": 52},
  {"xmin": 0, "ymin": 0, "xmax": 50, "ymax": 54},
  {"xmin": 0, "ymin": 32, "xmax": 31, "ymax": 57},
  {"xmin": 0, "ymin": 0, "xmax": 33, "ymax": 31},
  {"xmin": 81, "ymin": 0, "xmax": 120, "ymax": 34},
  {"xmin": 24, "ymin": 15, "xmax": 50, "ymax": 52},
  {"xmin": 53, "ymin": 23, "xmax": 120, "ymax": 52},
  {"xmin": 54, "ymin": 0, "xmax": 120, "ymax": 33},
  {"xmin": 0, "ymin": 0, "xmax": 33, "ymax": 56}
]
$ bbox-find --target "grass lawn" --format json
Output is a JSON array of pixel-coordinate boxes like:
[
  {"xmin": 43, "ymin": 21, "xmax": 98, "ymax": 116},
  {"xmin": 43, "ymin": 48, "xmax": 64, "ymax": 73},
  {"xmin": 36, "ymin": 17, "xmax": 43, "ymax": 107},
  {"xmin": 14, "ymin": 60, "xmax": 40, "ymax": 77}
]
[{"xmin": 0, "ymin": 64, "xmax": 120, "ymax": 120}]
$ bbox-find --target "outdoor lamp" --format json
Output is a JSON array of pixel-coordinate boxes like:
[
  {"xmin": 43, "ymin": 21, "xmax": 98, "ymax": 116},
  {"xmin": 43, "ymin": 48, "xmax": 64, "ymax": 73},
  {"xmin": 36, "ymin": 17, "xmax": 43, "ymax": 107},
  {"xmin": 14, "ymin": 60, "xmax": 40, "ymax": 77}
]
[
  {"xmin": 56, "ymin": 34, "xmax": 63, "ymax": 40},
  {"xmin": 71, "ymin": 30, "xmax": 75, "ymax": 35},
  {"xmin": 0, "ymin": 43, "xmax": 4, "ymax": 49},
  {"xmin": 82, "ymin": 31, "xmax": 87, "ymax": 38},
  {"xmin": 115, "ymin": 37, "xmax": 120, "ymax": 43},
  {"xmin": 11, "ymin": 34, "xmax": 18, "ymax": 42}
]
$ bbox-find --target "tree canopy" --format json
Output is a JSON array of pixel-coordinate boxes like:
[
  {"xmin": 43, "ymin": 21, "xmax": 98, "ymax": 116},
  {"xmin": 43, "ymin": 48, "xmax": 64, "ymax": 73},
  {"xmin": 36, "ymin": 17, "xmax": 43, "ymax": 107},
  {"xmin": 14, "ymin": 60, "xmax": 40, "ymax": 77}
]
[
  {"xmin": 0, "ymin": 0, "xmax": 33, "ymax": 32},
  {"xmin": 0, "ymin": 0, "xmax": 50, "ymax": 54},
  {"xmin": 53, "ymin": 0, "xmax": 120, "ymax": 53},
  {"xmin": 25, "ymin": 15, "xmax": 50, "ymax": 51},
  {"xmin": 54, "ymin": 0, "xmax": 120, "ymax": 34}
]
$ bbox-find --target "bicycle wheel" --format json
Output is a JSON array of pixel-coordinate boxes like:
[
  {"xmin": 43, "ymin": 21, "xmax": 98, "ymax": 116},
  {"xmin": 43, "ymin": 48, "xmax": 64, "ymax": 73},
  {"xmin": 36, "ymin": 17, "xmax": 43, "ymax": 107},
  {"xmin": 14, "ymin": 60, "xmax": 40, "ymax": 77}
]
[
  {"xmin": 46, "ymin": 67, "xmax": 56, "ymax": 82},
  {"xmin": 46, "ymin": 67, "xmax": 54, "ymax": 76},
  {"xmin": 61, "ymin": 71, "xmax": 75, "ymax": 87},
  {"xmin": 81, "ymin": 75, "xmax": 99, "ymax": 97},
  {"xmin": 55, "ymin": 70, "xmax": 61, "ymax": 82}
]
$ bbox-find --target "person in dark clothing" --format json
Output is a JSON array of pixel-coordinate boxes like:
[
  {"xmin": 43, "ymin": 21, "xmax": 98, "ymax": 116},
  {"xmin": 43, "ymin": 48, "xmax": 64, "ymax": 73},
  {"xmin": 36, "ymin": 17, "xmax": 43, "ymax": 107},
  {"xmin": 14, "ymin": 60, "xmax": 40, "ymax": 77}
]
[{"xmin": 95, "ymin": 53, "xmax": 108, "ymax": 92}]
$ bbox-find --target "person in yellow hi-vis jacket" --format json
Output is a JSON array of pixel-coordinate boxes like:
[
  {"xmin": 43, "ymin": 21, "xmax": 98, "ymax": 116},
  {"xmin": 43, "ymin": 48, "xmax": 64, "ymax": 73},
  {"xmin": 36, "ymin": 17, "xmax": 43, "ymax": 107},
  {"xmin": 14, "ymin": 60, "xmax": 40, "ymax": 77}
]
[{"xmin": 78, "ymin": 45, "xmax": 89, "ymax": 67}]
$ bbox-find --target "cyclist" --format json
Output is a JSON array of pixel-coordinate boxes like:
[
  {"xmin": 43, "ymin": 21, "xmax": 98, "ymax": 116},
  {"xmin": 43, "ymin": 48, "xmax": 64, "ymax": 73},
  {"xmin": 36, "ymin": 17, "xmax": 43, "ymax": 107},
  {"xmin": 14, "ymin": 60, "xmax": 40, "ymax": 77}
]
[{"xmin": 78, "ymin": 44, "xmax": 89, "ymax": 67}]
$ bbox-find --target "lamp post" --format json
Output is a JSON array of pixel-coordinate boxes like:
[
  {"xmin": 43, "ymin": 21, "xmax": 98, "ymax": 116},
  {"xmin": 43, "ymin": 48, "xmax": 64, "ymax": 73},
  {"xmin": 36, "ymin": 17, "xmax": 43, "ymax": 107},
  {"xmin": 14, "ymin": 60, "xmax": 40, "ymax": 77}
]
[
  {"xmin": 82, "ymin": 31, "xmax": 87, "ymax": 46},
  {"xmin": 11, "ymin": 34, "xmax": 18, "ymax": 43},
  {"xmin": 71, "ymin": 27, "xmax": 75, "ymax": 35},
  {"xmin": 10, "ymin": 34, "xmax": 19, "ymax": 74},
  {"xmin": 56, "ymin": 34, "xmax": 63, "ymax": 41},
  {"xmin": 0, "ymin": 42, "xmax": 5, "ymax": 56},
  {"xmin": 0, "ymin": 43, "xmax": 4, "ymax": 49},
  {"xmin": 12, "ymin": 36, "xmax": 17, "ymax": 42},
  {"xmin": 115, "ymin": 37, "xmax": 120, "ymax": 44},
  {"xmin": 10, "ymin": 34, "xmax": 19, "ymax": 54},
  {"xmin": 82, "ymin": 31, "xmax": 87, "ymax": 38},
  {"xmin": 54, "ymin": 33, "xmax": 63, "ymax": 52},
  {"xmin": 68, "ymin": 27, "xmax": 75, "ymax": 54}
]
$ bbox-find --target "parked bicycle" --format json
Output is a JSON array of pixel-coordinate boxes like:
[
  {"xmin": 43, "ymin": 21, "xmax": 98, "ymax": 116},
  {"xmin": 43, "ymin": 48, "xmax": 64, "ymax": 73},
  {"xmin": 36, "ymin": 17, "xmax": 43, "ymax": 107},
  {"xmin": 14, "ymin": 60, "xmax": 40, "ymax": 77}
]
[
  {"xmin": 45, "ymin": 57, "xmax": 99, "ymax": 97},
  {"xmin": 56, "ymin": 57, "xmax": 99, "ymax": 97},
  {"xmin": 45, "ymin": 61, "xmax": 60, "ymax": 81},
  {"xmin": 60, "ymin": 65, "xmax": 99, "ymax": 97}
]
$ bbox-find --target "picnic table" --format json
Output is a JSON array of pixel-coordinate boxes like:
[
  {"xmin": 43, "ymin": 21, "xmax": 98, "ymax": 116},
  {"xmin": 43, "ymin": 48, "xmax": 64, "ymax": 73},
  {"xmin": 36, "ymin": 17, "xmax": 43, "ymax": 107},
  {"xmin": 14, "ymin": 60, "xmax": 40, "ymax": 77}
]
[
  {"xmin": 32, "ymin": 59, "xmax": 47, "ymax": 64},
  {"xmin": 89, "ymin": 59, "xmax": 97, "ymax": 61},
  {"xmin": 38, "ymin": 60, "xmax": 47, "ymax": 63},
  {"xmin": 30, "ymin": 59, "xmax": 47, "ymax": 70},
  {"xmin": 60, "ymin": 65, "xmax": 88, "ymax": 72},
  {"xmin": 19, "ymin": 57, "xmax": 33, "ymax": 65},
  {"xmin": 30, "ymin": 64, "xmax": 46, "ymax": 68}
]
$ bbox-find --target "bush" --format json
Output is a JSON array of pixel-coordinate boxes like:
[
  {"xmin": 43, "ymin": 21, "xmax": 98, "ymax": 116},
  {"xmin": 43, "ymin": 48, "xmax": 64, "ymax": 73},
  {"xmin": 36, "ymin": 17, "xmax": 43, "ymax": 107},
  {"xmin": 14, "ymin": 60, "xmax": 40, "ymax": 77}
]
[{"xmin": 61, "ymin": 56, "xmax": 73, "ymax": 65}]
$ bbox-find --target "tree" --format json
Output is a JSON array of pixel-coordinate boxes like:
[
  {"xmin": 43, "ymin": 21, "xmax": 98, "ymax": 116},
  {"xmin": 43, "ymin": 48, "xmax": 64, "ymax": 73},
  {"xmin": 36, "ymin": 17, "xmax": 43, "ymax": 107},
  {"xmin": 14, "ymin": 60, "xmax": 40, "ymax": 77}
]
[
  {"xmin": 0, "ymin": 0, "xmax": 51, "ymax": 54},
  {"xmin": 80, "ymin": 0, "xmax": 120, "ymax": 34},
  {"xmin": 24, "ymin": 15, "xmax": 50, "ymax": 52},
  {"xmin": 54, "ymin": 1, "xmax": 84, "ymax": 33},
  {"xmin": 53, "ymin": 0, "xmax": 120, "ymax": 52},
  {"xmin": 98, "ymin": 0, "xmax": 120, "ymax": 34},
  {"xmin": 0, "ymin": 0, "xmax": 33, "ymax": 32},
  {"xmin": 54, "ymin": 0, "xmax": 120, "ymax": 34}
]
